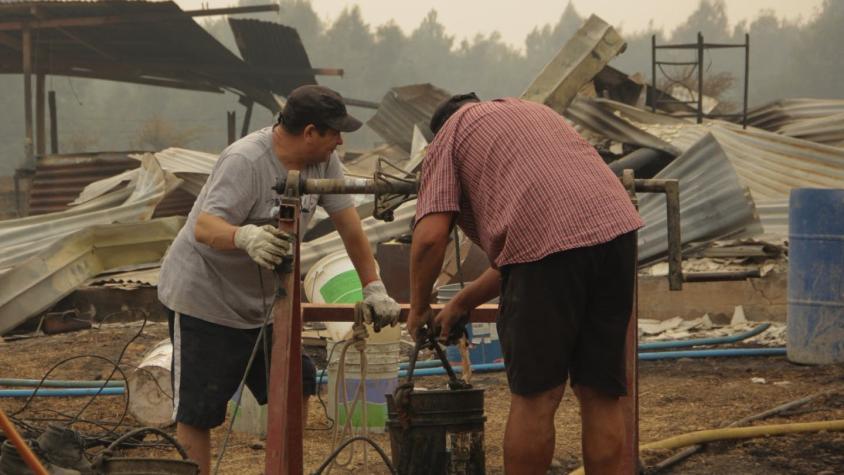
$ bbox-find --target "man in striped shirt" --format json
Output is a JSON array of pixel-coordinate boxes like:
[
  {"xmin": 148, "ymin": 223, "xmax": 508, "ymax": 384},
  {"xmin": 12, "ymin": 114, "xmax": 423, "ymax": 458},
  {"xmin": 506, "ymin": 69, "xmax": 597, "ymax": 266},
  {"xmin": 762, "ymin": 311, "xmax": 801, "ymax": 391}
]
[{"xmin": 407, "ymin": 94, "xmax": 643, "ymax": 474}]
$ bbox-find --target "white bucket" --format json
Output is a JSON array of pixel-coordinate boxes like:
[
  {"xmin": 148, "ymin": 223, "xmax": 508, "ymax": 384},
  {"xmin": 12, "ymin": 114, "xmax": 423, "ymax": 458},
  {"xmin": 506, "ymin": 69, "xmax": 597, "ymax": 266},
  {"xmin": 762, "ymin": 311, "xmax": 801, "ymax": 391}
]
[
  {"xmin": 127, "ymin": 339, "xmax": 174, "ymax": 427},
  {"xmin": 326, "ymin": 332, "xmax": 401, "ymax": 433}
]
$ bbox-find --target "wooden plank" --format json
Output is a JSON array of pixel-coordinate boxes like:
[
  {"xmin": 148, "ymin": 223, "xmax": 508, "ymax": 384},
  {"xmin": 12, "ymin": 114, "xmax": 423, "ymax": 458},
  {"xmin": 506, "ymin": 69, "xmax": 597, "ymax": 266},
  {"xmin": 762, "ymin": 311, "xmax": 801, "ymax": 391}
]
[
  {"xmin": 22, "ymin": 27, "xmax": 33, "ymax": 166},
  {"xmin": 302, "ymin": 303, "xmax": 499, "ymax": 323}
]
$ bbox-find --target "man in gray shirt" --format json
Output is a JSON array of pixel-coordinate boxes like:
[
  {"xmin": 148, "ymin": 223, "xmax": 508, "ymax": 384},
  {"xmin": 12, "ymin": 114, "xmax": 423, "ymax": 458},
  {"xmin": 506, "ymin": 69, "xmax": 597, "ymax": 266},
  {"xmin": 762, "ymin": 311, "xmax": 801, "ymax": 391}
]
[{"xmin": 158, "ymin": 85, "xmax": 399, "ymax": 474}]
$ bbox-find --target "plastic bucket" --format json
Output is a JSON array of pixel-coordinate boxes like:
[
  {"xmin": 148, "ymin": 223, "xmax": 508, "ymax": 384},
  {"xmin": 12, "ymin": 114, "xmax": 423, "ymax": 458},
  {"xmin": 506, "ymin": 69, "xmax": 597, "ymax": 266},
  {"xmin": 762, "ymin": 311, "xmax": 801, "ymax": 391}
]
[
  {"xmin": 439, "ymin": 283, "xmax": 503, "ymax": 365},
  {"xmin": 127, "ymin": 338, "xmax": 174, "ymax": 427},
  {"xmin": 304, "ymin": 250, "xmax": 367, "ymax": 305},
  {"xmin": 787, "ymin": 188, "xmax": 844, "ymax": 364},
  {"xmin": 326, "ymin": 337, "xmax": 400, "ymax": 433}
]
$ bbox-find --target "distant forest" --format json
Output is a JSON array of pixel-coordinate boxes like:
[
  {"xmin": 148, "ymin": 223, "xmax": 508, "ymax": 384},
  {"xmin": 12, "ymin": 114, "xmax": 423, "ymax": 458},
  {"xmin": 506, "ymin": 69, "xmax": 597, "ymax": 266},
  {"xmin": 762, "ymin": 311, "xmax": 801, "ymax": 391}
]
[{"xmin": 1, "ymin": 0, "xmax": 841, "ymax": 175}]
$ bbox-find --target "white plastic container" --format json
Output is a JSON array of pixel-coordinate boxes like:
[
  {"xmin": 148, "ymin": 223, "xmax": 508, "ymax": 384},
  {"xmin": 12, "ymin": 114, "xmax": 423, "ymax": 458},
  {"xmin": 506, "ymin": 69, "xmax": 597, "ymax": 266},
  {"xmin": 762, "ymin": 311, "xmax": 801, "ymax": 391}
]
[{"xmin": 127, "ymin": 339, "xmax": 174, "ymax": 427}]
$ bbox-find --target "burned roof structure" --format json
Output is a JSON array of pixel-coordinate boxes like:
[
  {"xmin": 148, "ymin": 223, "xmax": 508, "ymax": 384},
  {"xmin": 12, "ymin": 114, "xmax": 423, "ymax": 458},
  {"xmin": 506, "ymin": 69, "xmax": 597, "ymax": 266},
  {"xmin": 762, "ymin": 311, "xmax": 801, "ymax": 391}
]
[{"xmin": 0, "ymin": 0, "xmax": 330, "ymax": 108}]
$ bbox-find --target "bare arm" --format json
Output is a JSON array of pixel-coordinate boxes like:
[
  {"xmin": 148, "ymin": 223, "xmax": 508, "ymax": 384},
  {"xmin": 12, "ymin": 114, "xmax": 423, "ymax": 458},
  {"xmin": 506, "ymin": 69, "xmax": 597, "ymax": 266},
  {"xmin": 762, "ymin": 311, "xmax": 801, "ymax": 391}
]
[
  {"xmin": 444, "ymin": 267, "xmax": 501, "ymax": 314},
  {"xmin": 329, "ymin": 207, "xmax": 379, "ymax": 286},
  {"xmin": 194, "ymin": 212, "xmax": 238, "ymax": 250},
  {"xmin": 407, "ymin": 212, "xmax": 455, "ymax": 336}
]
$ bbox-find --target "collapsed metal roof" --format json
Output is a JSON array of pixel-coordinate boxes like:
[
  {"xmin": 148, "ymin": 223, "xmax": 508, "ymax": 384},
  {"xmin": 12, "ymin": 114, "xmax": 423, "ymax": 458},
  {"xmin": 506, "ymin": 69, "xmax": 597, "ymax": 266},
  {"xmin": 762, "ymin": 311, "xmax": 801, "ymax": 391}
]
[
  {"xmin": 367, "ymin": 83, "xmax": 449, "ymax": 153},
  {"xmin": 747, "ymin": 98, "xmax": 844, "ymax": 147},
  {"xmin": 0, "ymin": 1, "xmax": 327, "ymax": 110}
]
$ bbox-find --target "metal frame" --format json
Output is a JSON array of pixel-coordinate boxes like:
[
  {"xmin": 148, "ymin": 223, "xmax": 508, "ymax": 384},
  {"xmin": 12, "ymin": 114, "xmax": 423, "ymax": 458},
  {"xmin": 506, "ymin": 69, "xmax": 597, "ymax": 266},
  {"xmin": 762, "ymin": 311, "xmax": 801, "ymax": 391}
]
[
  {"xmin": 265, "ymin": 172, "xmax": 682, "ymax": 474},
  {"xmin": 652, "ymin": 32, "xmax": 750, "ymax": 127}
]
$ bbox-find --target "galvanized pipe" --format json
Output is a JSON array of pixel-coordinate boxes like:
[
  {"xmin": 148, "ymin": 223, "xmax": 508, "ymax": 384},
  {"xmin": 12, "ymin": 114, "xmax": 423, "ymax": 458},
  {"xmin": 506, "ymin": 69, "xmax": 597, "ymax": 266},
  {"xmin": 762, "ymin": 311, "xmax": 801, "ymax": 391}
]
[
  {"xmin": 634, "ymin": 178, "xmax": 682, "ymax": 290},
  {"xmin": 274, "ymin": 177, "xmax": 418, "ymax": 196}
]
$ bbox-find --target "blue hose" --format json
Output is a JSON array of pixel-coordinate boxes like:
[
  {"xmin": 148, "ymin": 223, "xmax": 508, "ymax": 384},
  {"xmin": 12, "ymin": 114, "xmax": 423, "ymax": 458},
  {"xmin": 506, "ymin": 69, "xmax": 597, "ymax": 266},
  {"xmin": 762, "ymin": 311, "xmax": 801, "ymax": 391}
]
[
  {"xmin": 320, "ymin": 347, "xmax": 787, "ymax": 384},
  {"xmin": 0, "ymin": 379, "xmax": 125, "ymax": 388},
  {"xmin": 639, "ymin": 323, "xmax": 771, "ymax": 350},
  {"xmin": 0, "ymin": 387, "xmax": 125, "ymax": 398},
  {"xmin": 638, "ymin": 347, "xmax": 786, "ymax": 360}
]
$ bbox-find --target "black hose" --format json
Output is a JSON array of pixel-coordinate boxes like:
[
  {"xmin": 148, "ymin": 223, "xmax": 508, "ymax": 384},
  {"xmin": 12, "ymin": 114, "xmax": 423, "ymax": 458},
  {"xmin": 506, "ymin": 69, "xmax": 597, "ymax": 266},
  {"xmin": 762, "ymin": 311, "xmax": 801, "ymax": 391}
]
[{"xmin": 310, "ymin": 436, "xmax": 396, "ymax": 475}]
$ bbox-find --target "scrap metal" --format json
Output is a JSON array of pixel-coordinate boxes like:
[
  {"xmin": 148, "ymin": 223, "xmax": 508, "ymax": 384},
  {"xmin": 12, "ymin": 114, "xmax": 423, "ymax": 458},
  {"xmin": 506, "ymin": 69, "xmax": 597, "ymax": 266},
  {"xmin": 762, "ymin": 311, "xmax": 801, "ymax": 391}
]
[
  {"xmin": 0, "ymin": 216, "xmax": 184, "ymax": 335},
  {"xmin": 521, "ymin": 14, "xmax": 627, "ymax": 113},
  {"xmin": 367, "ymin": 84, "xmax": 449, "ymax": 153}
]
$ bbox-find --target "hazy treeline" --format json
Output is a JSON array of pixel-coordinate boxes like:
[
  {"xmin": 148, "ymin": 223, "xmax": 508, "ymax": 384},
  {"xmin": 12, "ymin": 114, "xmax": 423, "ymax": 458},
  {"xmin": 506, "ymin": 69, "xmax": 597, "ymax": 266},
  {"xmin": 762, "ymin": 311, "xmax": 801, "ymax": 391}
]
[{"xmin": 0, "ymin": 0, "xmax": 840, "ymax": 175}]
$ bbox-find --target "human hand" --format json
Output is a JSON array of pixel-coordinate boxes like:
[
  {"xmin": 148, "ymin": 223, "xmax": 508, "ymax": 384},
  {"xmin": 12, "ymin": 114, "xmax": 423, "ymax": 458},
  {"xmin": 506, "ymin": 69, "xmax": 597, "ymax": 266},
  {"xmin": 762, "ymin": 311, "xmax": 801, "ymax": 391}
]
[
  {"xmin": 233, "ymin": 224, "xmax": 292, "ymax": 270},
  {"xmin": 406, "ymin": 306, "xmax": 433, "ymax": 342},
  {"xmin": 433, "ymin": 301, "xmax": 469, "ymax": 345},
  {"xmin": 361, "ymin": 281, "xmax": 400, "ymax": 330}
]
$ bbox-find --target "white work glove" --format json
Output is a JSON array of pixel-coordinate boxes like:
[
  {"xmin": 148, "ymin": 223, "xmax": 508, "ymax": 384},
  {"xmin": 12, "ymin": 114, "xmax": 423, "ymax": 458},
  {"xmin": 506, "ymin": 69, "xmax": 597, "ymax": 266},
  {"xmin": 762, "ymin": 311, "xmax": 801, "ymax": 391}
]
[
  {"xmin": 362, "ymin": 280, "xmax": 401, "ymax": 329},
  {"xmin": 233, "ymin": 224, "xmax": 292, "ymax": 270}
]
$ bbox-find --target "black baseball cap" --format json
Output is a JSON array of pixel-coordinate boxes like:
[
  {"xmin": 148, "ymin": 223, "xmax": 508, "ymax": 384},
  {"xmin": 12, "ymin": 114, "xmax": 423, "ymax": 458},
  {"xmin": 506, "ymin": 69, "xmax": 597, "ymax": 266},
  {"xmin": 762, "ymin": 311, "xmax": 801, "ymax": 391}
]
[{"xmin": 279, "ymin": 85, "xmax": 362, "ymax": 133}]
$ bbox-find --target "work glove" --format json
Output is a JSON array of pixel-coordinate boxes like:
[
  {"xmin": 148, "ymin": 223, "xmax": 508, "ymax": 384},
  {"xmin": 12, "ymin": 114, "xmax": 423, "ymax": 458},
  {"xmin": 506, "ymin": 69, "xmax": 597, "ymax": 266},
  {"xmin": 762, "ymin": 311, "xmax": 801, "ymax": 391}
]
[
  {"xmin": 362, "ymin": 280, "xmax": 401, "ymax": 331},
  {"xmin": 233, "ymin": 224, "xmax": 292, "ymax": 270}
]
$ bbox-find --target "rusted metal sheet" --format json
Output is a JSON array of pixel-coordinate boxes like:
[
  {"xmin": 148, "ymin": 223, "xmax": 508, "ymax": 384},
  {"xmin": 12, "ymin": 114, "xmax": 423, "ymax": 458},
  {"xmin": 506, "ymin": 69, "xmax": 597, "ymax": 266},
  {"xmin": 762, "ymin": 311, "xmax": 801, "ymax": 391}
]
[
  {"xmin": 28, "ymin": 152, "xmax": 143, "ymax": 215},
  {"xmin": 367, "ymin": 84, "xmax": 450, "ymax": 153},
  {"xmin": 747, "ymin": 98, "xmax": 844, "ymax": 146},
  {"xmin": 0, "ymin": 156, "xmax": 180, "ymax": 271},
  {"xmin": 521, "ymin": 14, "xmax": 626, "ymax": 113}
]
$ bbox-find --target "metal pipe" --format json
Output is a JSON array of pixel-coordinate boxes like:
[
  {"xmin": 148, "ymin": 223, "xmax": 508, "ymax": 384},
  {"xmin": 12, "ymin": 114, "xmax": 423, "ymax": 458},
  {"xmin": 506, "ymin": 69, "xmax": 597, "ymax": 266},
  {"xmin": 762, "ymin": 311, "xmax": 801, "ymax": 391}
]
[
  {"xmin": 275, "ymin": 177, "xmax": 418, "ymax": 196},
  {"xmin": 651, "ymin": 34, "xmax": 657, "ymax": 113},
  {"xmin": 48, "ymin": 90, "xmax": 57, "ymax": 154},
  {"xmin": 36, "ymin": 72, "xmax": 45, "ymax": 156},
  {"xmin": 609, "ymin": 148, "xmax": 674, "ymax": 179},
  {"xmin": 634, "ymin": 178, "xmax": 682, "ymax": 290},
  {"xmin": 683, "ymin": 269, "xmax": 761, "ymax": 282}
]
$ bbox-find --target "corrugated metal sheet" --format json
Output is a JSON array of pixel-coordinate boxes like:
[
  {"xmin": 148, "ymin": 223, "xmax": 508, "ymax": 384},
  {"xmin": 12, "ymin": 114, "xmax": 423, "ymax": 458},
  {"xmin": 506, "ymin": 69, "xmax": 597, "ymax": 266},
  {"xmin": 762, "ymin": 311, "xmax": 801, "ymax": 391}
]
[
  {"xmin": 0, "ymin": 1, "xmax": 280, "ymax": 109},
  {"xmin": 367, "ymin": 84, "xmax": 450, "ymax": 153},
  {"xmin": 131, "ymin": 148, "xmax": 218, "ymax": 196},
  {"xmin": 638, "ymin": 133, "xmax": 761, "ymax": 262},
  {"xmin": 747, "ymin": 99, "xmax": 844, "ymax": 131},
  {"xmin": 0, "ymin": 155, "xmax": 180, "ymax": 271},
  {"xmin": 228, "ymin": 18, "xmax": 317, "ymax": 97},
  {"xmin": 0, "ymin": 216, "xmax": 183, "ymax": 335},
  {"xmin": 28, "ymin": 152, "xmax": 143, "ymax": 215},
  {"xmin": 756, "ymin": 199, "xmax": 788, "ymax": 237}
]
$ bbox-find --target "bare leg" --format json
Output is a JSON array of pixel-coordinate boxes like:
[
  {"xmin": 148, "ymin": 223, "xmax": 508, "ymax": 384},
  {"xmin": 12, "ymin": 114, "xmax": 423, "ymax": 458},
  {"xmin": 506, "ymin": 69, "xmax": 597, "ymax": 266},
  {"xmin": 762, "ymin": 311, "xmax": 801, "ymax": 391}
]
[
  {"xmin": 177, "ymin": 422, "xmax": 211, "ymax": 475},
  {"xmin": 503, "ymin": 384, "xmax": 565, "ymax": 475},
  {"xmin": 574, "ymin": 385, "xmax": 625, "ymax": 474}
]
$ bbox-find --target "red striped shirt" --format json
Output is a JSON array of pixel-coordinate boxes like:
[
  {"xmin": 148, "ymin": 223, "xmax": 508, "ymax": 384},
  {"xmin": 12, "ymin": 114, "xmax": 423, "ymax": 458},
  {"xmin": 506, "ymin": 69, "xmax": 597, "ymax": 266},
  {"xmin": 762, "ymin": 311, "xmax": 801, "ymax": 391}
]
[{"xmin": 416, "ymin": 98, "xmax": 643, "ymax": 268}]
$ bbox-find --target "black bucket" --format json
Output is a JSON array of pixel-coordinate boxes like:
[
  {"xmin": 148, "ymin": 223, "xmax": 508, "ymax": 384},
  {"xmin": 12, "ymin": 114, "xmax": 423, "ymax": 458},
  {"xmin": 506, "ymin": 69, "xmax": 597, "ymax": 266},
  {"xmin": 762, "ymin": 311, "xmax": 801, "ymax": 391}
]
[{"xmin": 386, "ymin": 388, "xmax": 485, "ymax": 475}]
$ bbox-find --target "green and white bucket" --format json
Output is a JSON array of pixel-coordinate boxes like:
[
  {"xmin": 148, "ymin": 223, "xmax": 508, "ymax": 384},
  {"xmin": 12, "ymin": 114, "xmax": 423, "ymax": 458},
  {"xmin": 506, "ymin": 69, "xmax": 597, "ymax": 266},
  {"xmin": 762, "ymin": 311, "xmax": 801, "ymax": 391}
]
[{"xmin": 304, "ymin": 250, "xmax": 400, "ymax": 432}]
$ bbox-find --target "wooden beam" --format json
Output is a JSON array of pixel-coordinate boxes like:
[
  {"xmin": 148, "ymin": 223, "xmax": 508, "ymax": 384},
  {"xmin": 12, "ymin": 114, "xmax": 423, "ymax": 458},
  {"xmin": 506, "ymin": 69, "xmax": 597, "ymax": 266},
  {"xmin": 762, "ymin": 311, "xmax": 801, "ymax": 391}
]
[
  {"xmin": 36, "ymin": 72, "xmax": 45, "ymax": 156},
  {"xmin": 0, "ymin": 4, "xmax": 279, "ymax": 31},
  {"xmin": 22, "ymin": 27, "xmax": 33, "ymax": 166},
  {"xmin": 48, "ymin": 90, "xmax": 57, "ymax": 154},
  {"xmin": 301, "ymin": 303, "xmax": 499, "ymax": 323}
]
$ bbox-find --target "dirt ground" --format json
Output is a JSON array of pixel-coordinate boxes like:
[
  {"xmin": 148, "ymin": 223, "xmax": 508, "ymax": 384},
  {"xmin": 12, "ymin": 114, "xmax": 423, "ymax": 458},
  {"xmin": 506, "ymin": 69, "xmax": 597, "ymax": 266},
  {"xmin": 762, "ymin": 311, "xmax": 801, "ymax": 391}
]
[{"xmin": 1, "ymin": 322, "xmax": 843, "ymax": 474}]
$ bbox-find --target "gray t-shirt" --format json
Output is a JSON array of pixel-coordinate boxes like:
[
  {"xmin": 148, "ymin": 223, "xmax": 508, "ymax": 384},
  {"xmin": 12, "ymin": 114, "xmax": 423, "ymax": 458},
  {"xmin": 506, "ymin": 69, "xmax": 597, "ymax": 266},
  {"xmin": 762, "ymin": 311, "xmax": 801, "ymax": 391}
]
[{"xmin": 158, "ymin": 126, "xmax": 353, "ymax": 329}]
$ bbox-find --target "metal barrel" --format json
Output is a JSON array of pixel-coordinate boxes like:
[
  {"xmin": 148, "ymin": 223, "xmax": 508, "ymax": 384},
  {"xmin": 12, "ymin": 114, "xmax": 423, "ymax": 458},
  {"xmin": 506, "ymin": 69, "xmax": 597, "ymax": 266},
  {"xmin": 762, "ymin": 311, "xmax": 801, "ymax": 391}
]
[
  {"xmin": 386, "ymin": 388, "xmax": 486, "ymax": 474},
  {"xmin": 787, "ymin": 188, "xmax": 844, "ymax": 364}
]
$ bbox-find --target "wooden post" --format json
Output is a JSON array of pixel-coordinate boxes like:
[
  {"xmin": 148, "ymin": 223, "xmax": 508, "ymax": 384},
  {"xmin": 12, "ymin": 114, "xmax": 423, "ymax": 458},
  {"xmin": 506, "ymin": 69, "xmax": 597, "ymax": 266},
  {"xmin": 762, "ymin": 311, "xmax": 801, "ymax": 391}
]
[
  {"xmin": 265, "ymin": 172, "xmax": 304, "ymax": 474},
  {"xmin": 36, "ymin": 73, "xmax": 45, "ymax": 156},
  {"xmin": 22, "ymin": 26, "xmax": 34, "ymax": 167},
  {"xmin": 621, "ymin": 170, "xmax": 640, "ymax": 473},
  {"xmin": 227, "ymin": 111, "xmax": 236, "ymax": 145},
  {"xmin": 48, "ymin": 91, "xmax": 58, "ymax": 154},
  {"xmin": 241, "ymin": 100, "xmax": 253, "ymax": 138}
]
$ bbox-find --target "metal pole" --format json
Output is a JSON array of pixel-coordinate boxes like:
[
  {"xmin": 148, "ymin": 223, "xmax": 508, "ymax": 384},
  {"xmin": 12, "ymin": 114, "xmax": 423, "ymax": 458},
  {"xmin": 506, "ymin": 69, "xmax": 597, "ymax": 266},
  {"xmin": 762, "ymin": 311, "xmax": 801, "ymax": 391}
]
[
  {"xmin": 743, "ymin": 33, "xmax": 750, "ymax": 129},
  {"xmin": 240, "ymin": 100, "xmax": 253, "ymax": 138},
  {"xmin": 697, "ymin": 32, "xmax": 704, "ymax": 124},
  {"xmin": 664, "ymin": 180, "xmax": 683, "ymax": 290},
  {"xmin": 265, "ymin": 171, "xmax": 304, "ymax": 474},
  {"xmin": 35, "ymin": 73, "xmax": 45, "ymax": 156},
  {"xmin": 22, "ymin": 26, "xmax": 34, "ymax": 167},
  {"xmin": 651, "ymin": 34, "xmax": 657, "ymax": 113},
  {"xmin": 48, "ymin": 90, "xmax": 58, "ymax": 154}
]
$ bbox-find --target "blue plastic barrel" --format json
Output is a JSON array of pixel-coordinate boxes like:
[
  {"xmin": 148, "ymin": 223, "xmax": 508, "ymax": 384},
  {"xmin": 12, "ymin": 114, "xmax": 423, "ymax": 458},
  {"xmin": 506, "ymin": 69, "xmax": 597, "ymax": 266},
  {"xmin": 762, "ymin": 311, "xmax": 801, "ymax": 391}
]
[
  {"xmin": 437, "ymin": 284, "xmax": 504, "ymax": 365},
  {"xmin": 787, "ymin": 188, "xmax": 844, "ymax": 364}
]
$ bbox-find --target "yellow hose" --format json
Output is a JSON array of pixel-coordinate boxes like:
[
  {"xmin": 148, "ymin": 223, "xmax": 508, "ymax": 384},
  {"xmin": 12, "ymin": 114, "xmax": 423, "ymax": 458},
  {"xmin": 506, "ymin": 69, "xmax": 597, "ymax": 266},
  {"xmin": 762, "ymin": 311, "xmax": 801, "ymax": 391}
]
[{"xmin": 568, "ymin": 419, "xmax": 844, "ymax": 475}]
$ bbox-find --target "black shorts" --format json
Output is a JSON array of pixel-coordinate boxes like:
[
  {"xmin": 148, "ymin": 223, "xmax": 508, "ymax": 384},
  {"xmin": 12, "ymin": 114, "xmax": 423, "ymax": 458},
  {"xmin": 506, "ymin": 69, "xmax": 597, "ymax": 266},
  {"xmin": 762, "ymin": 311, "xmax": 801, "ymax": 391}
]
[
  {"xmin": 167, "ymin": 310, "xmax": 317, "ymax": 430},
  {"xmin": 497, "ymin": 231, "xmax": 636, "ymax": 397}
]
